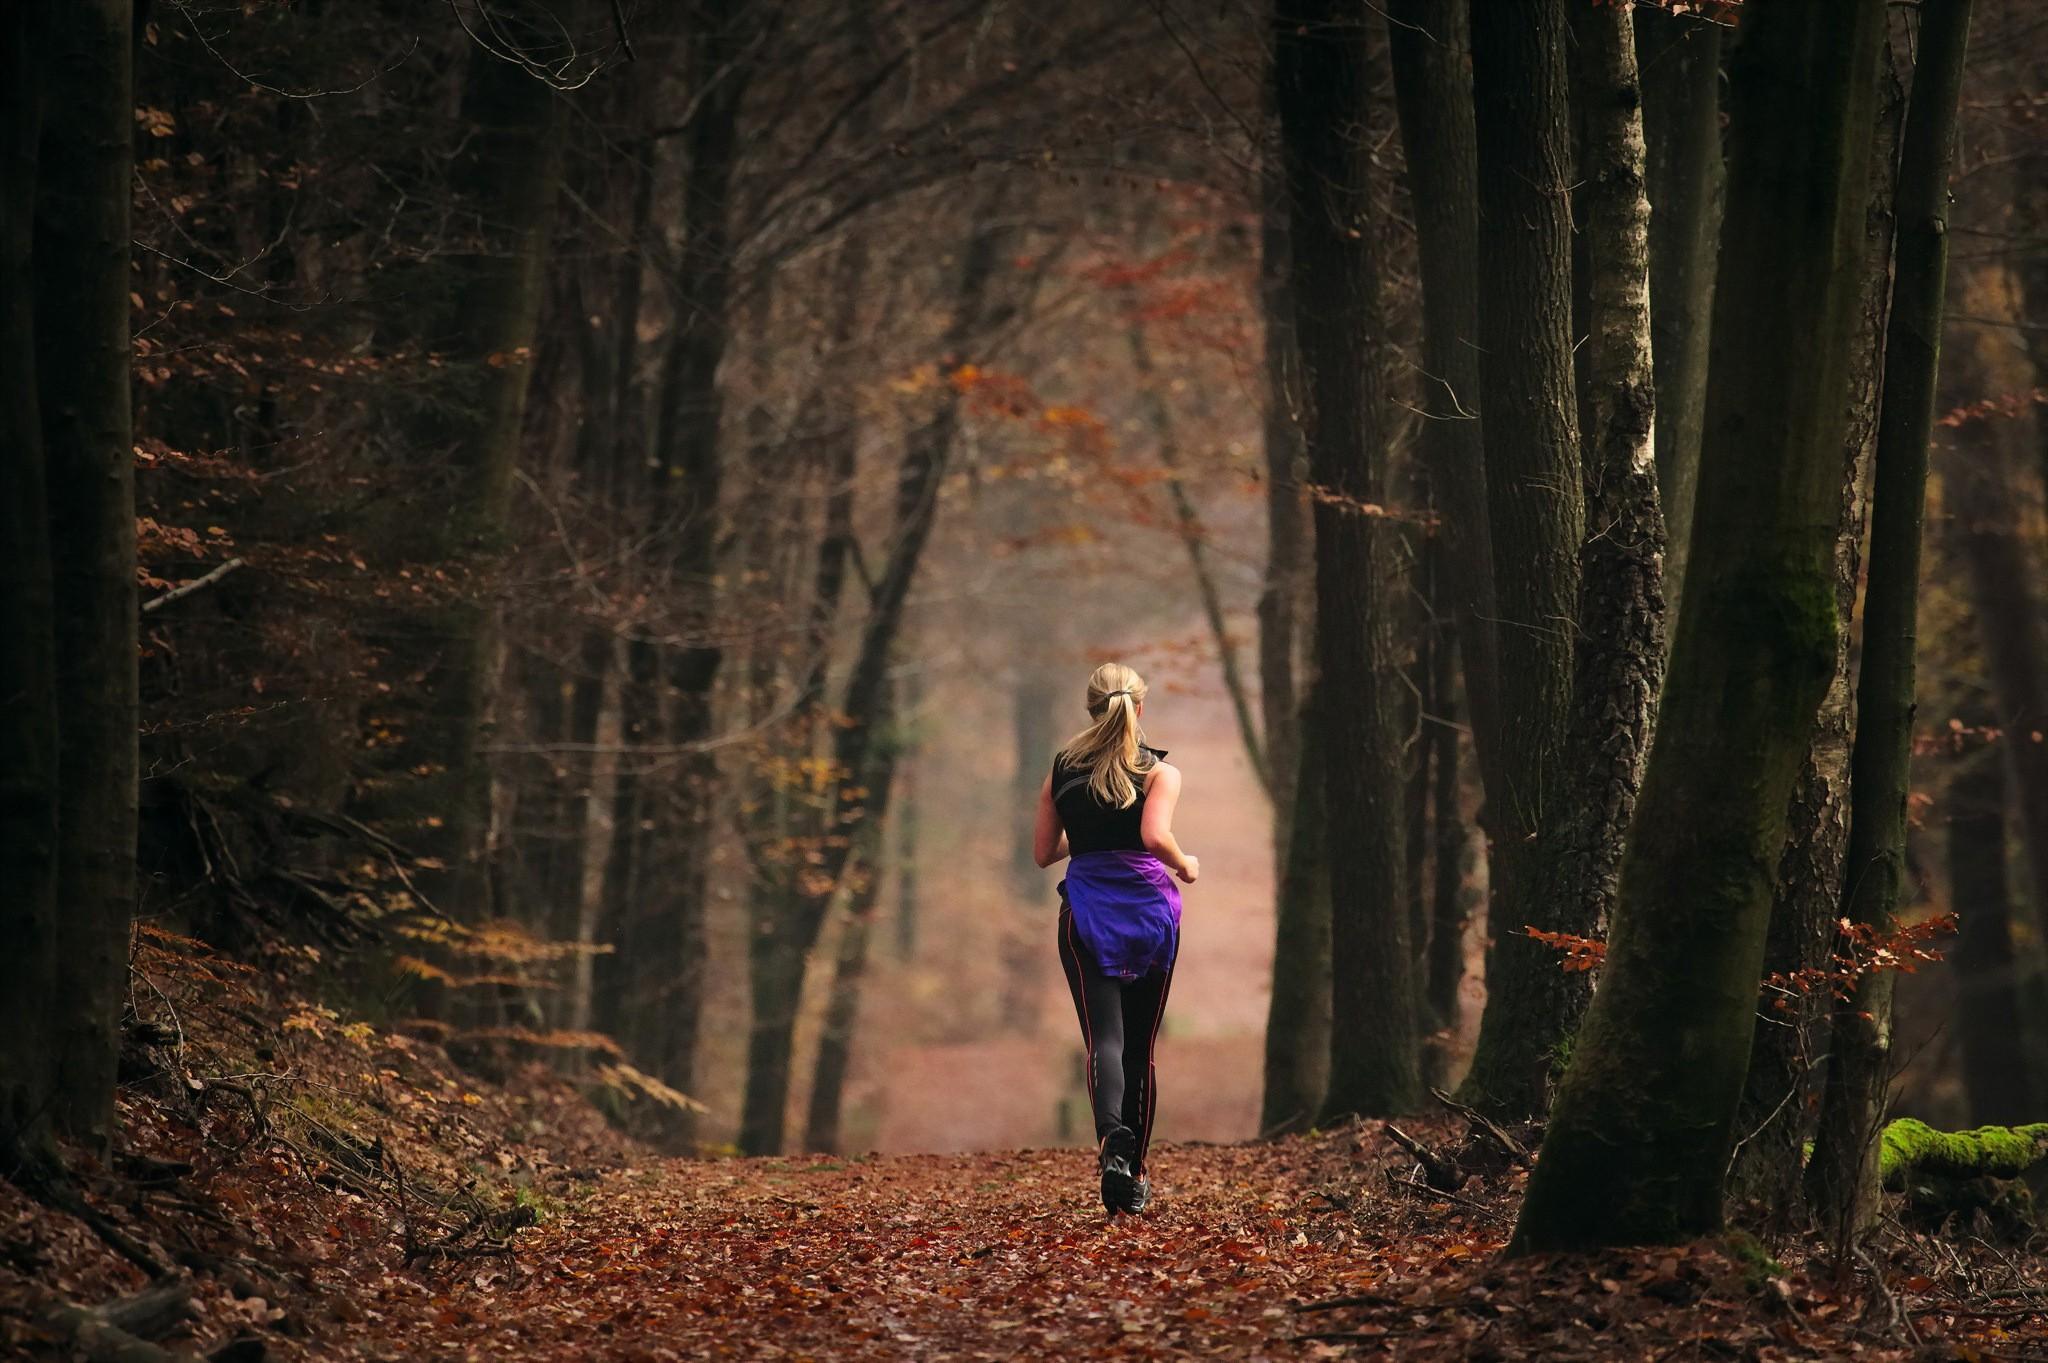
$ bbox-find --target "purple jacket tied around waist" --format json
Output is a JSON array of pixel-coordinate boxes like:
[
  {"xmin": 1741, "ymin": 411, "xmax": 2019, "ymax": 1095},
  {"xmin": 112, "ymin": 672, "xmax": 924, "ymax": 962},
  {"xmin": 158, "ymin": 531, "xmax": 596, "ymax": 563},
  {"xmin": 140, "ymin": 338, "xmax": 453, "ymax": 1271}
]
[{"xmin": 1061, "ymin": 849, "xmax": 1182, "ymax": 979}]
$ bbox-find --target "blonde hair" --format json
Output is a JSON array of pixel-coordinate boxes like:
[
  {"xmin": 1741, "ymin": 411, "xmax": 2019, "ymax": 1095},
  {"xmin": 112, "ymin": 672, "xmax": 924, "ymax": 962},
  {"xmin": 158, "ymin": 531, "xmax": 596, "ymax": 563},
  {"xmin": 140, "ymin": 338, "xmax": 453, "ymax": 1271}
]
[{"xmin": 1054, "ymin": 663, "xmax": 1153, "ymax": 809}]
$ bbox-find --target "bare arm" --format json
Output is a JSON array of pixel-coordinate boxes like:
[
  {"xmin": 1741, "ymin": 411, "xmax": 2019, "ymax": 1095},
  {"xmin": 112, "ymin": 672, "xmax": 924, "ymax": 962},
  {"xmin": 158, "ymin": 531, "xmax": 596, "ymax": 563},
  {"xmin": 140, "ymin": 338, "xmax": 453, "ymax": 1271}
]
[
  {"xmin": 1033, "ymin": 774, "xmax": 1070, "ymax": 868},
  {"xmin": 1139, "ymin": 763, "xmax": 1199, "ymax": 884}
]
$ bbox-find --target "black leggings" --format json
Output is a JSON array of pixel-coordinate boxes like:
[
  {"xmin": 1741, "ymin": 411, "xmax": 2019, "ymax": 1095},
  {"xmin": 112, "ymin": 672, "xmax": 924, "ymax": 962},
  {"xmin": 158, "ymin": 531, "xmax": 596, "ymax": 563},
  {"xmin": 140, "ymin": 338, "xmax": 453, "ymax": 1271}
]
[{"xmin": 1058, "ymin": 903, "xmax": 1178, "ymax": 1170}]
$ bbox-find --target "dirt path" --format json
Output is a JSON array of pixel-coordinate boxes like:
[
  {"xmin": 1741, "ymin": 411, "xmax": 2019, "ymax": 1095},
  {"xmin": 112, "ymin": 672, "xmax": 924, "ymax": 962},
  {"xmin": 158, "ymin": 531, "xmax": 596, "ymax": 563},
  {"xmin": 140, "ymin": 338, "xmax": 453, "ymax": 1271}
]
[{"xmin": 356, "ymin": 1140, "xmax": 1381, "ymax": 1362}]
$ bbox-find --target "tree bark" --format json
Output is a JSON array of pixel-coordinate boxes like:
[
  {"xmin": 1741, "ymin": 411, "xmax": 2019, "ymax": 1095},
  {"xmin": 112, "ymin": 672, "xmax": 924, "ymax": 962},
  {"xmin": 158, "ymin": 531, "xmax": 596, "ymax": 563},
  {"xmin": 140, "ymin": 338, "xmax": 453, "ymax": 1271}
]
[
  {"xmin": 1633, "ymin": 7, "xmax": 1723, "ymax": 618},
  {"xmin": 1455, "ymin": 0, "xmax": 1586, "ymax": 1119},
  {"xmin": 1807, "ymin": 0, "xmax": 1972, "ymax": 1241},
  {"xmin": 1947, "ymin": 702, "xmax": 2036, "ymax": 1128},
  {"xmin": 803, "ymin": 679, "xmax": 905, "ymax": 1154},
  {"xmin": 0, "ymin": 4, "xmax": 59, "ymax": 1155},
  {"xmin": 1385, "ymin": 0, "xmax": 1500, "ymax": 812},
  {"xmin": 1512, "ymin": 0, "xmax": 1888, "ymax": 1252},
  {"xmin": 35, "ymin": 0, "xmax": 137, "ymax": 1150},
  {"xmin": 1274, "ymin": 0, "xmax": 1419, "ymax": 1121},
  {"xmin": 1257, "ymin": 145, "xmax": 1310, "ymax": 888},
  {"xmin": 1260, "ymin": 681, "xmax": 1332, "ymax": 1133},
  {"xmin": 1728, "ymin": 49, "xmax": 1904, "ymax": 1219},
  {"xmin": 1549, "ymin": 0, "xmax": 1666, "ymax": 976}
]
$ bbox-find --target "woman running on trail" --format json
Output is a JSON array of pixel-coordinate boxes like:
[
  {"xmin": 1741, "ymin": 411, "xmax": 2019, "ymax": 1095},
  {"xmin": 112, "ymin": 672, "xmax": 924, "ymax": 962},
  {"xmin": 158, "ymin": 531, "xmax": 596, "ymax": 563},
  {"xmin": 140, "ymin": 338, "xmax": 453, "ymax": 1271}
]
[{"xmin": 1033, "ymin": 663, "xmax": 1199, "ymax": 1215}]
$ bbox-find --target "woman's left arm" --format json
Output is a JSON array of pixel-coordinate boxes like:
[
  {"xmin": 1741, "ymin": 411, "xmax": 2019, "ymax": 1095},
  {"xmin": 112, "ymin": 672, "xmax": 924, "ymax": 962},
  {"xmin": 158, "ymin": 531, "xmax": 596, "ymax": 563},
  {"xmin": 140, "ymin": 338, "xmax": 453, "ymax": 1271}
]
[{"xmin": 1033, "ymin": 774, "xmax": 1070, "ymax": 868}]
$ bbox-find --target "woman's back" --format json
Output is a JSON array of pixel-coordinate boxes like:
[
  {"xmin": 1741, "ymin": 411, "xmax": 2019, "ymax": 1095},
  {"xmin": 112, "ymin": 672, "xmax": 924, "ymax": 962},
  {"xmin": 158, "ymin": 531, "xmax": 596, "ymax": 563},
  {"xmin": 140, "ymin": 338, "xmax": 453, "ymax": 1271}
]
[{"xmin": 1052, "ymin": 745, "xmax": 1164, "ymax": 855}]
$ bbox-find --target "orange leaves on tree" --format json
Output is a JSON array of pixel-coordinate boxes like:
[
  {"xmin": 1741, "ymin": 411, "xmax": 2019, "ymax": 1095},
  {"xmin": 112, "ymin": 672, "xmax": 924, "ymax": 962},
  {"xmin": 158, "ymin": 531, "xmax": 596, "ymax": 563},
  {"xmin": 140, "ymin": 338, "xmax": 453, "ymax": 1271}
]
[{"xmin": 1523, "ymin": 926, "xmax": 1607, "ymax": 972}]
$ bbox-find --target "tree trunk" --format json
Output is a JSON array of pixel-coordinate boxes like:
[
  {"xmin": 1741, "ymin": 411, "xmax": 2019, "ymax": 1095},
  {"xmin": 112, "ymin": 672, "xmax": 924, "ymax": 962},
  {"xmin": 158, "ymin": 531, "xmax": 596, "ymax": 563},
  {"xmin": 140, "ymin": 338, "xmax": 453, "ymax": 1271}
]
[
  {"xmin": 1257, "ymin": 146, "xmax": 1310, "ymax": 887},
  {"xmin": 1728, "ymin": 50, "xmax": 1905, "ymax": 1218},
  {"xmin": 1455, "ymin": 0, "xmax": 1586, "ymax": 1119},
  {"xmin": 1385, "ymin": 0, "xmax": 1500, "ymax": 810},
  {"xmin": 1423, "ymin": 643, "xmax": 1470, "ymax": 1087},
  {"xmin": 1947, "ymin": 702, "xmax": 2036, "ymax": 1128},
  {"xmin": 1129, "ymin": 316, "xmax": 1269, "ymax": 792},
  {"xmin": 408, "ymin": 38, "xmax": 564, "ymax": 920},
  {"xmin": 738, "ymin": 212, "xmax": 1008, "ymax": 1154},
  {"xmin": 1634, "ymin": 7, "xmax": 1723, "ymax": 618},
  {"xmin": 1513, "ymin": 0, "xmax": 1888, "ymax": 1253},
  {"xmin": 1549, "ymin": 0, "xmax": 1666, "ymax": 971},
  {"xmin": 0, "ymin": 5, "xmax": 59, "ymax": 1155},
  {"xmin": 35, "ymin": 0, "xmax": 137, "ymax": 1150},
  {"xmin": 1807, "ymin": 0, "xmax": 1972, "ymax": 1241},
  {"xmin": 1945, "ymin": 307, "xmax": 2048, "ymax": 992},
  {"xmin": 804, "ymin": 680, "xmax": 905, "ymax": 1154},
  {"xmin": 1274, "ymin": 0, "xmax": 1419, "ymax": 1121},
  {"xmin": 1260, "ymin": 683, "xmax": 1332, "ymax": 1133}
]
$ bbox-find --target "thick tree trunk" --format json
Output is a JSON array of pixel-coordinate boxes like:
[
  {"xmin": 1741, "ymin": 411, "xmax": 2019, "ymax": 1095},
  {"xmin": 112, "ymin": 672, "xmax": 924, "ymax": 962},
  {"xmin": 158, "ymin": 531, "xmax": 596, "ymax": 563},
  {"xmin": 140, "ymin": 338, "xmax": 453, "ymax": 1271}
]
[
  {"xmin": 1947, "ymin": 703, "xmax": 2036, "ymax": 1128},
  {"xmin": 1549, "ymin": 0, "xmax": 1665, "ymax": 968},
  {"xmin": 1513, "ymin": 0, "xmax": 1888, "ymax": 1252},
  {"xmin": 35, "ymin": 0, "xmax": 137, "ymax": 1150},
  {"xmin": 0, "ymin": 6, "xmax": 59, "ymax": 1154},
  {"xmin": 1260, "ymin": 683, "xmax": 1332, "ymax": 1133},
  {"xmin": 1274, "ymin": 0, "xmax": 1419, "ymax": 1121},
  {"xmin": 1807, "ymin": 0, "xmax": 1972, "ymax": 1241},
  {"xmin": 1633, "ymin": 7, "xmax": 1723, "ymax": 617},
  {"xmin": 1455, "ymin": 0, "xmax": 1586, "ymax": 1119},
  {"xmin": 1385, "ymin": 0, "xmax": 1500, "ymax": 810},
  {"xmin": 1728, "ymin": 53, "xmax": 1905, "ymax": 1218}
]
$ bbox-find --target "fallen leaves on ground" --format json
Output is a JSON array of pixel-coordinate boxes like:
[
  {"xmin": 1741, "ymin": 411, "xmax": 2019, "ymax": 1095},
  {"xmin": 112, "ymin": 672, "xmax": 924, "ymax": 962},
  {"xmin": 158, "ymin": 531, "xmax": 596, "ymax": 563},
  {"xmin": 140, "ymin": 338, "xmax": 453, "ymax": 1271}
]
[{"xmin": 5, "ymin": 959, "xmax": 2045, "ymax": 1362}]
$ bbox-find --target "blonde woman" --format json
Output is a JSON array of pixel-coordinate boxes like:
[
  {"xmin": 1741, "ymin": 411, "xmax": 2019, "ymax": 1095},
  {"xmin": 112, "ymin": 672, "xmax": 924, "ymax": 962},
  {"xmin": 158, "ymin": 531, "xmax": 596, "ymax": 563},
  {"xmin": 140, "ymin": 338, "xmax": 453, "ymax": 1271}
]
[{"xmin": 1033, "ymin": 663, "xmax": 1199, "ymax": 1215}]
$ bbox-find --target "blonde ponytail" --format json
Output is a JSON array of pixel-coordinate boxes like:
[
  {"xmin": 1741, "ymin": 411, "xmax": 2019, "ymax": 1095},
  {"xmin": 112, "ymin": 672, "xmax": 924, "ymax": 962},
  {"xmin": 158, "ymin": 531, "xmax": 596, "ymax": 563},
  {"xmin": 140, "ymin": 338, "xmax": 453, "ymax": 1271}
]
[{"xmin": 1054, "ymin": 663, "xmax": 1153, "ymax": 808}]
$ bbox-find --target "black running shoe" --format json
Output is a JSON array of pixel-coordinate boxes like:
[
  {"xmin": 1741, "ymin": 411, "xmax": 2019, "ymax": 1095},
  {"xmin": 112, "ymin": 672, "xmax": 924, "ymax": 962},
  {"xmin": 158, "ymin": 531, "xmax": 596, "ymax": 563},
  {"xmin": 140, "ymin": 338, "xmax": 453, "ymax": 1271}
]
[
  {"xmin": 1099, "ymin": 1126, "xmax": 1138, "ymax": 1214},
  {"xmin": 1124, "ymin": 1174, "xmax": 1151, "ymax": 1215}
]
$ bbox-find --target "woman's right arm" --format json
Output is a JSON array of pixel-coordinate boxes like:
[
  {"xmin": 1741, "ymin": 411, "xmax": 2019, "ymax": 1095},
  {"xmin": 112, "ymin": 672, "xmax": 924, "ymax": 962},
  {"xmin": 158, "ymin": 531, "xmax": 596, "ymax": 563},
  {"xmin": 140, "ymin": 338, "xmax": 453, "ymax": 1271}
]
[
  {"xmin": 1139, "ymin": 763, "xmax": 1199, "ymax": 884},
  {"xmin": 1033, "ymin": 775, "xmax": 1070, "ymax": 868}
]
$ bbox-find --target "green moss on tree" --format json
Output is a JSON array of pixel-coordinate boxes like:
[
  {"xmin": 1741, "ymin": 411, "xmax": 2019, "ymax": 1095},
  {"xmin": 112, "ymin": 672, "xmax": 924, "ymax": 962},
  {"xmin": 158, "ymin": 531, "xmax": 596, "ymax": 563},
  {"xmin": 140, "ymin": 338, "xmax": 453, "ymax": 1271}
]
[{"xmin": 1878, "ymin": 1118, "xmax": 2048, "ymax": 1186}]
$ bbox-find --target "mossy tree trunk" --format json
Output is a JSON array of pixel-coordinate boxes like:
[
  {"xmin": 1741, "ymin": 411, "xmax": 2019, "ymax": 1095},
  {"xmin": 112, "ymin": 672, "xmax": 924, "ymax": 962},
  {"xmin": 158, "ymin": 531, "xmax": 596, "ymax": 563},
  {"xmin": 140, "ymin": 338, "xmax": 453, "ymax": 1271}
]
[
  {"xmin": 1633, "ymin": 7, "xmax": 1722, "ymax": 619},
  {"xmin": 1807, "ymin": 0, "xmax": 1973, "ymax": 1241},
  {"xmin": 35, "ymin": 0, "xmax": 138, "ymax": 1152},
  {"xmin": 1728, "ymin": 51, "xmax": 1904, "ymax": 1220},
  {"xmin": 1512, "ymin": 0, "xmax": 1888, "ymax": 1253},
  {"xmin": 1455, "ymin": 0, "xmax": 1586, "ymax": 1119},
  {"xmin": 1274, "ymin": 0, "xmax": 1419, "ymax": 1121},
  {"xmin": 0, "ymin": 4, "xmax": 60, "ymax": 1157}
]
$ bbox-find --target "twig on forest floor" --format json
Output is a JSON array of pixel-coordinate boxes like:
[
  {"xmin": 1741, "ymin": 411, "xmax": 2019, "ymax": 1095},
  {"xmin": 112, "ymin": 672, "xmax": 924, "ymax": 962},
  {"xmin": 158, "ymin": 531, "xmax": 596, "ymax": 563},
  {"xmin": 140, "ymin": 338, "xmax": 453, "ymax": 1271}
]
[
  {"xmin": 1428, "ymin": 1087, "xmax": 1533, "ymax": 1168},
  {"xmin": 1383, "ymin": 1171, "xmax": 1510, "ymax": 1223},
  {"xmin": 143, "ymin": 557, "xmax": 245, "ymax": 612}
]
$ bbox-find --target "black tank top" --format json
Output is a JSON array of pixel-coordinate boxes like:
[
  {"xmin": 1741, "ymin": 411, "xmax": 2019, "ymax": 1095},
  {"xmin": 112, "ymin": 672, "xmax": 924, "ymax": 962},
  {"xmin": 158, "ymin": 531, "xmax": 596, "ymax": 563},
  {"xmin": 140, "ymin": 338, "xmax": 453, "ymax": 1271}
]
[{"xmin": 1052, "ymin": 744, "xmax": 1169, "ymax": 855}]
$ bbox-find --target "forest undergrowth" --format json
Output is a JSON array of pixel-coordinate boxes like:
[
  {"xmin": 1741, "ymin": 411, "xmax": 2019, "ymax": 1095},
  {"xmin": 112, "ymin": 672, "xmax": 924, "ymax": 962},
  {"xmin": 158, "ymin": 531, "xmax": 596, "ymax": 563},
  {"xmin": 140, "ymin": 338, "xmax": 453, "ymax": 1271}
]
[{"xmin": 3, "ymin": 928, "xmax": 2044, "ymax": 1362}]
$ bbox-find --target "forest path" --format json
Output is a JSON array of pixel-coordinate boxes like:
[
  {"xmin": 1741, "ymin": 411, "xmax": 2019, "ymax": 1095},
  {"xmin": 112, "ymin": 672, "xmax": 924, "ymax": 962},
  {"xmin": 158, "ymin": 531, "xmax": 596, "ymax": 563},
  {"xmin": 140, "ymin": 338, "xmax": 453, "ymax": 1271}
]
[{"xmin": 362, "ymin": 1138, "xmax": 1390, "ymax": 1362}]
